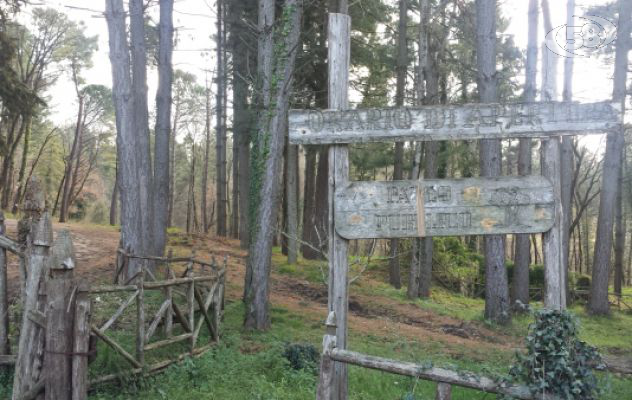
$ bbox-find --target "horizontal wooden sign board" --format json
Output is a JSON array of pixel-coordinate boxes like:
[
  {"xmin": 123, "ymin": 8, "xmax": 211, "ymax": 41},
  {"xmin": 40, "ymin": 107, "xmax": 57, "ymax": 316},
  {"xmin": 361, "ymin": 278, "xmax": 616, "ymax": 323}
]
[
  {"xmin": 289, "ymin": 101, "xmax": 621, "ymax": 144},
  {"xmin": 334, "ymin": 176, "xmax": 554, "ymax": 239}
]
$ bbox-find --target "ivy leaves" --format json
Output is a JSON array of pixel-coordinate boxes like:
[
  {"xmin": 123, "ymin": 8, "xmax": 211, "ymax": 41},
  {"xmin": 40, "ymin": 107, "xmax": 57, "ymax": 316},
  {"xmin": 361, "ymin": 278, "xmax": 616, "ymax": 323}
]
[{"xmin": 507, "ymin": 309, "xmax": 603, "ymax": 400}]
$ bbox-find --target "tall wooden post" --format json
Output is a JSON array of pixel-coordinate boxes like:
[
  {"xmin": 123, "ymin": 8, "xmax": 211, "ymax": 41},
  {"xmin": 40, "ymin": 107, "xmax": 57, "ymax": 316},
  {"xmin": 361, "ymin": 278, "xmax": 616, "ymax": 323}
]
[
  {"xmin": 72, "ymin": 283, "xmax": 91, "ymax": 400},
  {"xmin": 327, "ymin": 12, "xmax": 351, "ymax": 400},
  {"xmin": 136, "ymin": 261, "xmax": 145, "ymax": 367},
  {"xmin": 541, "ymin": 137, "xmax": 566, "ymax": 310},
  {"xmin": 12, "ymin": 179, "xmax": 52, "ymax": 400},
  {"xmin": 45, "ymin": 235, "xmax": 75, "ymax": 400},
  {"xmin": 0, "ymin": 211, "xmax": 8, "ymax": 358}
]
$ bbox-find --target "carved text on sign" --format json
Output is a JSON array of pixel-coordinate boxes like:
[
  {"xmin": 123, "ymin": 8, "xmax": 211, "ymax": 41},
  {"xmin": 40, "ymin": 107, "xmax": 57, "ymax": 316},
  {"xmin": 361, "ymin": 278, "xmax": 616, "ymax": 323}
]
[
  {"xmin": 289, "ymin": 101, "xmax": 622, "ymax": 144},
  {"xmin": 334, "ymin": 176, "xmax": 555, "ymax": 239}
]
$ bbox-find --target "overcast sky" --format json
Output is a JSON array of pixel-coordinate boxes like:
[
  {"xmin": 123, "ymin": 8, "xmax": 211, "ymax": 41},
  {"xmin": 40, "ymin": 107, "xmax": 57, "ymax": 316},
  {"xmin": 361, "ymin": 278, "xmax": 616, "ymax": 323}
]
[{"xmin": 24, "ymin": 0, "xmax": 617, "ymax": 132}]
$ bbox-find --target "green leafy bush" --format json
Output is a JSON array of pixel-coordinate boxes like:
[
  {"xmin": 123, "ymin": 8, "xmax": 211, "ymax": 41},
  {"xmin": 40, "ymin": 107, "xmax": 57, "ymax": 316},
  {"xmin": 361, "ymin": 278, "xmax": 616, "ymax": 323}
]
[
  {"xmin": 282, "ymin": 342, "xmax": 319, "ymax": 371},
  {"xmin": 507, "ymin": 309, "xmax": 603, "ymax": 400}
]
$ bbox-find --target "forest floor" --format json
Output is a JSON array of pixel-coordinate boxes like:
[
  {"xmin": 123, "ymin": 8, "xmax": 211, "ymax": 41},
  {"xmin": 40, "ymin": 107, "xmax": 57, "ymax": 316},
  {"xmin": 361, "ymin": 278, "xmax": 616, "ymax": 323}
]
[{"xmin": 2, "ymin": 219, "xmax": 632, "ymax": 399}]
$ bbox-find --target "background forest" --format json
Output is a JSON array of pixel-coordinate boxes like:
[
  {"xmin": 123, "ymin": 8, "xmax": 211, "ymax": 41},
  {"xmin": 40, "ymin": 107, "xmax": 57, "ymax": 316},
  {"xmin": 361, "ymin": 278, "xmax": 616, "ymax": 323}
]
[{"xmin": 0, "ymin": 0, "xmax": 632, "ymax": 398}]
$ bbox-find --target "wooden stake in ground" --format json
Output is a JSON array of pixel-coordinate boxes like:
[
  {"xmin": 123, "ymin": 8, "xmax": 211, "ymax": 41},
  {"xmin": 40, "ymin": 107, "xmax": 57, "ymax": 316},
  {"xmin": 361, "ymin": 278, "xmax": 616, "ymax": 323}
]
[
  {"xmin": 12, "ymin": 178, "xmax": 53, "ymax": 400},
  {"xmin": 45, "ymin": 231, "xmax": 76, "ymax": 400}
]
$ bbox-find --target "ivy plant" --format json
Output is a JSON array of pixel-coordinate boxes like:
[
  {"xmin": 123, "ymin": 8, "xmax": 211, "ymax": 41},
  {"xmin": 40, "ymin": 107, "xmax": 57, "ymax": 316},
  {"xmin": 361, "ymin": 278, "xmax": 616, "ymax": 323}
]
[{"xmin": 506, "ymin": 309, "xmax": 603, "ymax": 400}]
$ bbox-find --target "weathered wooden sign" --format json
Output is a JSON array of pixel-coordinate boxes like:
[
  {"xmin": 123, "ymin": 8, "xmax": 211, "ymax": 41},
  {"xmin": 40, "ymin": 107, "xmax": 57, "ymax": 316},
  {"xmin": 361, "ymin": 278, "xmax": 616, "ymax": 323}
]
[
  {"xmin": 334, "ymin": 176, "xmax": 554, "ymax": 239},
  {"xmin": 289, "ymin": 101, "xmax": 621, "ymax": 144}
]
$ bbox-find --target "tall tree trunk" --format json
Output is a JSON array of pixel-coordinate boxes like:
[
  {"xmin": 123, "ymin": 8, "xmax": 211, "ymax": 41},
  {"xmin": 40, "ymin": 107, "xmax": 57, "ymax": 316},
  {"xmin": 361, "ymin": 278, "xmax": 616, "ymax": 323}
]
[
  {"xmin": 560, "ymin": 0, "xmax": 575, "ymax": 303},
  {"xmin": 614, "ymin": 163, "xmax": 625, "ymax": 295},
  {"xmin": 408, "ymin": 0, "xmax": 429, "ymax": 299},
  {"xmin": 187, "ymin": 145, "xmax": 196, "ymax": 234},
  {"xmin": 476, "ymin": 0, "xmax": 510, "ymax": 324},
  {"xmin": 244, "ymin": 0, "xmax": 302, "ymax": 330},
  {"xmin": 153, "ymin": 0, "xmax": 174, "ymax": 256},
  {"xmin": 202, "ymin": 83, "xmax": 212, "ymax": 233},
  {"xmin": 513, "ymin": 0, "xmax": 538, "ymax": 309},
  {"xmin": 60, "ymin": 98, "xmax": 84, "ymax": 223},
  {"xmin": 129, "ymin": 0, "xmax": 154, "ymax": 258},
  {"xmin": 286, "ymin": 139, "xmax": 299, "ymax": 264},
  {"xmin": 389, "ymin": 0, "xmax": 407, "ymax": 289},
  {"xmin": 168, "ymin": 103, "xmax": 180, "ymax": 228},
  {"xmin": 301, "ymin": 147, "xmax": 318, "ymax": 258},
  {"xmin": 312, "ymin": 147, "xmax": 329, "ymax": 258},
  {"xmin": 110, "ymin": 163, "xmax": 118, "ymax": 226},
  {"xmin": 106, "ymin": 0, "xmax": 144, "ymax": 277},
  {"xmin": 589, "ymin": 0, "xmax": 631, "ymax": 314},
  {"xmin": 12, "ymin": 115, "xmax": 32, "ymax": 214},
  {"xmin": 216, "ymin": 0, "xmax": 228, "ymax": 236}
]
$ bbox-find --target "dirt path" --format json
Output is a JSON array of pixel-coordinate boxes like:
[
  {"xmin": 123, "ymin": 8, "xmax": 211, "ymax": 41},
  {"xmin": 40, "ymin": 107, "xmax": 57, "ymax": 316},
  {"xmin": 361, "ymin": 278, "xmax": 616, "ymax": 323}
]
[{"xmin": 3, "ymin": 220, "xmax": 517, "ymax": 357}]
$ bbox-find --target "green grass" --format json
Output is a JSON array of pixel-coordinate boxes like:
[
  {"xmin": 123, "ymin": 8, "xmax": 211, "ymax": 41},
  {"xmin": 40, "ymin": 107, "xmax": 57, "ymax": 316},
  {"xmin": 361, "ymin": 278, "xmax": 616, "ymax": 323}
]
[{"xmin": 83, "ymin": 298, "xmax": 632, "ymax": 400}]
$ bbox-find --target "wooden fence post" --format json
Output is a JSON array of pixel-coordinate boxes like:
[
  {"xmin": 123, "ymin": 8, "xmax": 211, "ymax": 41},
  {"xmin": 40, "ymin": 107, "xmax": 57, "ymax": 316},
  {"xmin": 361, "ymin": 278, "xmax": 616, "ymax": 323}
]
[
  {"xmin": 45, "ymin": 231, "xmax": 76, "ymax": 400},
  {"xmin": 72, "ymin": 283, "xmax": 91, "ymax": 400},
  {"xmin": 435, "ymin": 383, "xmax": 452, "ymax": 400},
  {"xmin": 186, "ymin": 254, "xmax": 195, "ymax": 353},
  {"xmin": 327, "ymin": 12, "xmax": 351, "ymax": 400},
  {"xmin": 0, "ymin": 211, "xmax": 9, "ymax": 359},
  {"xmin": 12, "ymin": 178, "xmax": 52, "ymax": 400},
  {"xmin": 163, "ymin": 249, "xmax": 173, "ymax": 337},
  {"xmin": 136, "ymin": 261, "xmax": 145, "ymax": 367},
  {"xmin": 317, "ymin": 312, "xmax": 337, "ymax": 400}
]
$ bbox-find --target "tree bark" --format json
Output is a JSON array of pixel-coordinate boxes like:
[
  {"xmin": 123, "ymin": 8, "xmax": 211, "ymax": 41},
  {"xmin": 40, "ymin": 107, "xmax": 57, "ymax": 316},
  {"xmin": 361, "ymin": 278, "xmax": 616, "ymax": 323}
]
[
  {"xmin": 202, "ymin": 83, "xmax": 212, "ymax": 233},
  {"xmin": 60, "ymin": 97, "xmax": 83, "ymax": 223},
  {"xmin": 512, "ymin": 0, "xmax": 538, "ymax": 309},
  {"xmin": 476, "ymin": 0, "xmax": 510, "ymax": 324},
  {"xmin": 129, "ymin": 0, "xmax": 155, "ymax": 259},
  {"xmin": 302, "ymin": 147, "xmax": 318, "ymax": 258},
  {"xmin": 153, "ymin": 0, "xmax": 174, "ymax": 257},
  {"xmin": 389, "ymin": 0, "xmax": 407, "ymax": 290},
  {"xmin": 408, "ymin": 0, "xmax": 429, "ymax": 299},
  {"xmin": 589, "ymin": 0, "xmax": 631, "ymax": 314},
  {"xmin": 286, "ymin": 140, "xmax": 299, "ymax": 264},
  {"xmin": 560, "ymin": 0, "xmax": 575, "ymax": 303},
  {"xmin": 106, "ymin": 0, "xmax": 144, "ymax": 277},
  {"xmin": 216, "ymin": 0, "xmax": 228, "ymax": 237},
  {"xmin": 110, "ymin": 163, "xmax": 118, "ymax": 226},
  {"xmin": 11, "ymin": 115, "xmax": 32, "ymax": 214},
  {"xmin": 244, "ymin": 0, "xmax": 302, "ymax": 330}
]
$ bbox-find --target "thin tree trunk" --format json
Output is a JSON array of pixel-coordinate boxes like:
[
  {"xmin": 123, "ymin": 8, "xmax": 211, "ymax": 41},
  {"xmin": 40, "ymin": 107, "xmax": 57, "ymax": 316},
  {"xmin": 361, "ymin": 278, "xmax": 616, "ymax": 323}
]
[
  {"xmin": 60, "ymin": 98, "xmax": 83, "ymax": 223},
  {"xmin": 11, "ymin": 115, "xmax": 32, "ymax": 214},
  {"xmin": 202, "ymin": 82, "xmax": 212, "ymax": 233},
  {"xmin": 244, "ymin": 0, "xmax": 302, "ymax": 330},
  {"xmin": 476, "ymin": 0, "xmax": 510, "ymax": 324},
  {"xmin": 614, "ymin": 149, "xmax": 625, "ymax": 295},
  {"xmin": 589, "ymin": 0, "xmax": 631, "ymax": 314},
  {"xmin": 153, "ymin": 0, "xmax": 174, "ymax": 257},
  {"xmin": 106, "ymin": 0, "xmax": 144, "ymax": 278},
  {"xmin": 560, "ymin": 0, "xmax": 575, "ymax": 303},
  {"xmin": 389, "ymin": 0, "xmax": 407, "ymax": 290},
  {"xmin": 513, "ymin": 0, "xmax": 538, "ymax": 309},
  {"xmin": 408, "ymin": 0, "xmax": 429, "ymax": 299},
  {"xmin": 286, "ymin": 140, "xmax": 299, "ymax": 264},
  {"xmin": 110, "ymin": 163, "xmax": 118, "ymax": 226},
  {"xmin": 216, "ymin": 0, "xmax": 228, "ymax": 236},
  {"xmin": 301, "ymin": 147, "xmax": 318, "ymax": 258},
  {"xmin": 187, "ymin": 145, "xmax": 196, "ymax": 234},
  {"xmin": 129, "ymin": 0, "xmax": 154, "ymax": 258}
]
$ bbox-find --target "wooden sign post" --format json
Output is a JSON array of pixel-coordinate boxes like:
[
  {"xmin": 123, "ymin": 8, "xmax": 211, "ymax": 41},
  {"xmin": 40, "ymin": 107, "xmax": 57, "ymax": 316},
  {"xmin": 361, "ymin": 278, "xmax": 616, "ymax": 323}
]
[
  {"xmin": 289, "ymin": 13, "xmax": 623, "ymax": 400},
  {"xmin": 326, "ymin": 13, "xmax": 350, "ymax": 400}
]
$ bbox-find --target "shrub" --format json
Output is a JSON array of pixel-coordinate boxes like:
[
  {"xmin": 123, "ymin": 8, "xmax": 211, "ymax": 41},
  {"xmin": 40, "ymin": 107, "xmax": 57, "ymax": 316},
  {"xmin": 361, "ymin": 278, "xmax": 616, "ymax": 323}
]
[
  {"xmin": 507, "ymin": 309, "xmax": 603, "ymax": 400},
  {"xmin": 282, "ymin": 343, "xmax": 319, "ymax": 371}
]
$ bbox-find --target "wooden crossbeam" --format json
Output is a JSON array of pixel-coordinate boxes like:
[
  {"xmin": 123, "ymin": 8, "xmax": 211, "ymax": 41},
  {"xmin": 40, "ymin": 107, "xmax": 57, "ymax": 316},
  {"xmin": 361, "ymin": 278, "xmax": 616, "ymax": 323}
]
[
  {"xmin": 145, "ymin": 298, "xmax": 172, "ymax": 342},
  {"xmin": 192, "ymin": 283, "xmax": 217, "ymax": 347},
  {"xmin": 91, "ymin": 325, "xmax": 142, "ymax": 369},
  {"xmin": 99, "ymin": 290, "xmax": 139, "ymax": 332},
  {"xmin": 144, "ymin": 333, "xmax": 192, "ymax": 352}
]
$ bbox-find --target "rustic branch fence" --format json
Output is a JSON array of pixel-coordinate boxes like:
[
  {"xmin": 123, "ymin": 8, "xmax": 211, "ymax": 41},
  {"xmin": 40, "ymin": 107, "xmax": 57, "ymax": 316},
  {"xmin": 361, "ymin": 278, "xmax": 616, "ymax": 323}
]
[{"xmin": 0, "ymin": 180, "xmax": 226, "ymax": 399}]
